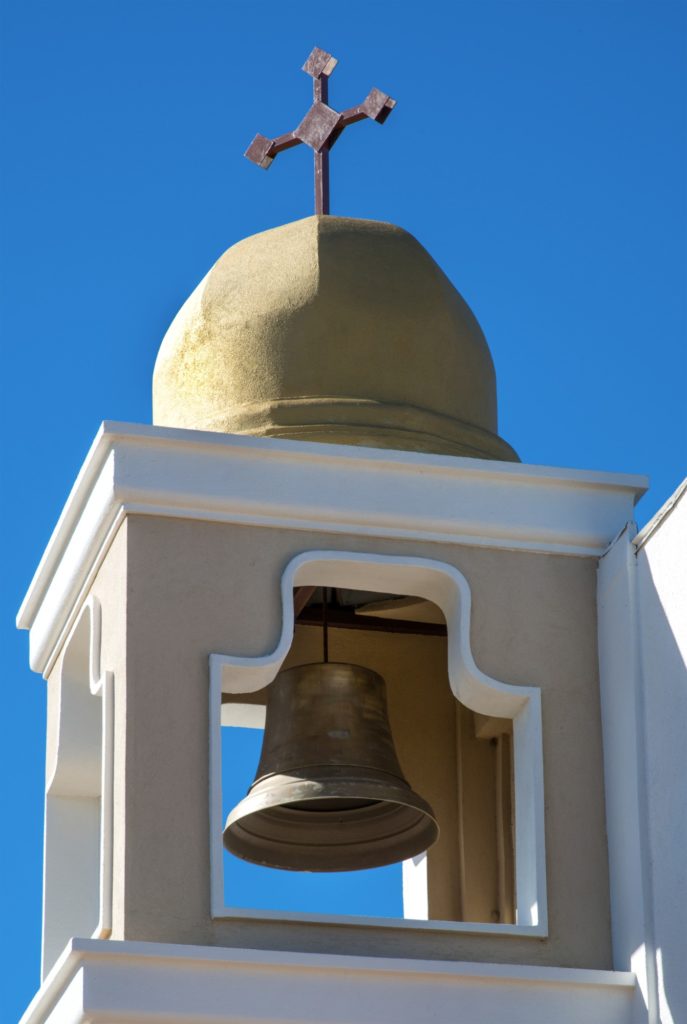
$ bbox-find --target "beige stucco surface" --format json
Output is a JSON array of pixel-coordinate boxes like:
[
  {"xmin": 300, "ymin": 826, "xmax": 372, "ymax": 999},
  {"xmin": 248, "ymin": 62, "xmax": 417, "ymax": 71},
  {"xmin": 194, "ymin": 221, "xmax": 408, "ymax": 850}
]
[
  {"xmin": 88, "ymin": 514, "xmax": 612, "ymax": 969},
  {"xmin": 153, "ymin": 217, "xmax": 517, "ymax": 462}
]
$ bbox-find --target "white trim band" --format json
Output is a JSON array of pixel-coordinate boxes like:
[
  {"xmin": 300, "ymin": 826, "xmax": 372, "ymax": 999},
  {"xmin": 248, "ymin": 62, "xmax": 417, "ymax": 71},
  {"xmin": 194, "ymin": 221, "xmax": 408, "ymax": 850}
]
[
  {"xmin": 17, "ymin": 421, "xmax": 646, "ymax": 677},
  {"xmin": 20, "ymin": 937, "xmax": 637, "ymax": 1024}
]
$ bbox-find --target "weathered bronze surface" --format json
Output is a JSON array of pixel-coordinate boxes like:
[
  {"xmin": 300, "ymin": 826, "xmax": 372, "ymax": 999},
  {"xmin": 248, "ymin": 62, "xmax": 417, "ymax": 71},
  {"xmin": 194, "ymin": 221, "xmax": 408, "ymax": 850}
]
[
  {"xmin": 245, "ymin": 47, "xmax": 395, "ymax": 215},
  {"xmin": 223, "ymin": 662, "xmax": 438, "ymax": 871}
]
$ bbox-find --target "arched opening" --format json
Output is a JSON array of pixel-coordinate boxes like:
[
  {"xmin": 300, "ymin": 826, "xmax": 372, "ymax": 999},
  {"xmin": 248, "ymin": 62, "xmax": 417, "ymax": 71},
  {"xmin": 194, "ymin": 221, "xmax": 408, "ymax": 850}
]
[{"xmin": 210, "ymin": 551, "xmax": 545, "ymax": 934}]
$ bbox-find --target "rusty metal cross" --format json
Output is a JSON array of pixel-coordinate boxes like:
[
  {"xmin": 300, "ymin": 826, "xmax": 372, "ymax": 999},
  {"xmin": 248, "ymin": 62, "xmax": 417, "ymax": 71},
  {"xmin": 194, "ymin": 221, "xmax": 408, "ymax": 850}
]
[{"xmin": 245, "ymin": 47, "xmax": 396, "ymax": 215}]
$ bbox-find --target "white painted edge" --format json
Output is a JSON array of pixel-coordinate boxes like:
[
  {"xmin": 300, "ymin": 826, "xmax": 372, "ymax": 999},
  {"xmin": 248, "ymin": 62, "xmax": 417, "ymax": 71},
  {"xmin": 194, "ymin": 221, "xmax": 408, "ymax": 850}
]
[
  {"xmin": 41, "ymin": 597, "xmax": 115, "ymax": 979},
  {"xmin": 19, "ymin": 936, "xmax": 636, "ymax": 1024},
  {"xmin": 210, "ymin": 550, "xmax": 547, "ymax": 938},
  {"xmin": 597, "ymin": 527, "xmax": 657, "ymax": 1023},
  {"xmin": 221, "ymin": 703, "xmax": 266, "ymax": 729},
  {"xmin": 82, "ymin": 597, "xmax": 115, "ymax": 942},
  {"xmin": 633, "ymin": 477, "xmax": 686, "ymax": 551},
  {"xmin": 41, "ymin": 934, "xmax": 644, "ymax": 984},
  {"xmin": 402, "ymin": 853, "xmax": 429, "ymax": 920},
  {"xmin": 17, "ymin": 422, "xmax": 647, "ymax": 680}
]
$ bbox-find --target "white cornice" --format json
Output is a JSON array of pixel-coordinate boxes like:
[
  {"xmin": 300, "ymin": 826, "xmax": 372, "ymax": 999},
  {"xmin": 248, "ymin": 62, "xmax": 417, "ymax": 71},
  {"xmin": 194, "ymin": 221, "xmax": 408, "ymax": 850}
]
[
  {"xmin": 633, "ymin": 477, "xmax": 686, "ymax": 551},
  {"xmin": 20, "ymin": 937, "xmax": 636, "ymax": 1024},
  {"xmin": 17, "ymin": 421, "xmax": 647, "ymax": 676}
]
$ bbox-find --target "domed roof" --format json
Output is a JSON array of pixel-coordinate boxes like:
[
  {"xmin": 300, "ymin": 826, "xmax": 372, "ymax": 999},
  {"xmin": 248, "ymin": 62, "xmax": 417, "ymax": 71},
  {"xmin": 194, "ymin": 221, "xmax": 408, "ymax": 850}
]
[{"xmin": 153, "ymin": 216, "xmax": 517, "ymax": 461}]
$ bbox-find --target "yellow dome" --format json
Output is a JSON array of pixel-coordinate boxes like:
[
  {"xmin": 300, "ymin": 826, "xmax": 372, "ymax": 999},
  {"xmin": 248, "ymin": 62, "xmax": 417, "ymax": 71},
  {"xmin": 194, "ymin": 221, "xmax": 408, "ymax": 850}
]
[{"xmin": 153, "ymin": 216, "xmax": 517, "ymax": 461}]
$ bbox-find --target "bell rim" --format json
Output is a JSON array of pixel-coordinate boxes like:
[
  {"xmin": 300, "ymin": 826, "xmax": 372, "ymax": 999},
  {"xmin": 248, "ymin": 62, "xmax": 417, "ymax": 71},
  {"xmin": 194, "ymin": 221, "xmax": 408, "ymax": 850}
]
[
  {"xmin": 224, "ymin": 660, "xmax": 439, "ymax": 871},
  {"xmin": 226, "ymin": 770, "xmax": 438, "ymax": 824},
  {"xmin": 223, "ymin": 772, "xmax": 439, "ymax": 872}
]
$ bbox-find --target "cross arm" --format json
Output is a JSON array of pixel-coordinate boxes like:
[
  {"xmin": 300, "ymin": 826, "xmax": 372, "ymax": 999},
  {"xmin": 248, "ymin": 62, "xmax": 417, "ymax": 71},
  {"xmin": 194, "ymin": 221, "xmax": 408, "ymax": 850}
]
[
  {"xmin": 340, "ymin": 88, "xmax": 396, "ymax": 128},
  {"xmin": 245, "ymin": 87, "xmax": 395, "ymax": 169},
  {"xmin": 245, "ymin": 130, "xmax": 302, "ymax": 170},
  {"xmin": 243, "ymin": 49, "xmax": 396, "ymax": 212}
]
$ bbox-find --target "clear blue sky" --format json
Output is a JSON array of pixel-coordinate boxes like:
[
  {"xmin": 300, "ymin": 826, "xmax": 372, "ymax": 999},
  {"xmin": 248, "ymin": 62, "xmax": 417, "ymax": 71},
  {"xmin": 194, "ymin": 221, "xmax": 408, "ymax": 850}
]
[{"xmin": 1, "ymin": 1, "xmax": 685, "ymax": 1019}]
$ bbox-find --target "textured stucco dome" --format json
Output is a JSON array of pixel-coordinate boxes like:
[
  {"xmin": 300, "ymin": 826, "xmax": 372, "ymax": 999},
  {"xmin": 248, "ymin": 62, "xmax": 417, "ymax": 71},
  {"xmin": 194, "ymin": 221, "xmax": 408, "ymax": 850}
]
[{"xmin": 153, "ymin": 216, "xmax": 517, "ymax": 461}]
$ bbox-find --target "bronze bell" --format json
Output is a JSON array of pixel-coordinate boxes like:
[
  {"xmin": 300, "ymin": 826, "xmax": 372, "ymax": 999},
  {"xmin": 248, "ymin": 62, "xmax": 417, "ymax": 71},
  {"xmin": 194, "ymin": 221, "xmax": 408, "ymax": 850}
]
[{"xmin": 223, "ymin": 662, "xmax": 439, "ymax": 871}]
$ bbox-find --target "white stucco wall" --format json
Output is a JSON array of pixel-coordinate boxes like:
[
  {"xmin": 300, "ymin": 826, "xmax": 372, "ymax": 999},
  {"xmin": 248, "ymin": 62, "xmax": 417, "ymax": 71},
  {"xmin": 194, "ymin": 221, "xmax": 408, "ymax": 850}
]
[
  {"xmin": 18, "ymin": 424, "xmax": 650, "ymax": 1023},
  {"xmin": 635, "ymin": 485, "xmax": 687, "ymax": 1024}
]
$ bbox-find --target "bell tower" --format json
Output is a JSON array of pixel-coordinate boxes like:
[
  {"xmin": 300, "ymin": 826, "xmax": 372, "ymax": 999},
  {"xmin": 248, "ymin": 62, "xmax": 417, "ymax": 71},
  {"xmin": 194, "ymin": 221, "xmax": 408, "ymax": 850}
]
[{"xmin": 16, "ymin": 48, "xmax": 686, "ymax": 1024}]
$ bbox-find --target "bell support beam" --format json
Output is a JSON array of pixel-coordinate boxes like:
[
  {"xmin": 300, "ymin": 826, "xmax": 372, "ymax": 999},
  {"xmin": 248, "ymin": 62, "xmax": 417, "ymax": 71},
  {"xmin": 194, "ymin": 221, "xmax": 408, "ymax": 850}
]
[{"xmin": 295, "ymin": 604, "xmax": 447, "ymax": 637}]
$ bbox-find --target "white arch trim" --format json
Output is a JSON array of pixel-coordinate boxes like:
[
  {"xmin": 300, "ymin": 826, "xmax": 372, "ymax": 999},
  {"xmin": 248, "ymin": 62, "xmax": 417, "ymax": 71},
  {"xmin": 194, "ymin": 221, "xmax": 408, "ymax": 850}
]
[
  {"xmin": 210, "ymin": 551, "xmax": 547, "ymax": 936},
  {"xmin": 43, "ymin": 597, "xmax": 114, "ymax": 978}
]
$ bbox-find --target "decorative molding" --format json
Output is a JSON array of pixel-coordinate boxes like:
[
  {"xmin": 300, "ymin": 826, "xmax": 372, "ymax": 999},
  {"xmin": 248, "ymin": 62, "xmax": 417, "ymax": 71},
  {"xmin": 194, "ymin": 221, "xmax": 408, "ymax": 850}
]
[
  {"xmin": 20, "ymin": 937, "xmax": 637, "ymax": 1024},
  {"xmin": 42, "ymin": 597, "xmax": 114, "ymax": 979},
  {"xmin": 210, "ymin": 550, "xmax": 547, "ymax": 937},
  {"xmin": 17, "ymin": 422, "xmax": 647, "ymax": 678}
]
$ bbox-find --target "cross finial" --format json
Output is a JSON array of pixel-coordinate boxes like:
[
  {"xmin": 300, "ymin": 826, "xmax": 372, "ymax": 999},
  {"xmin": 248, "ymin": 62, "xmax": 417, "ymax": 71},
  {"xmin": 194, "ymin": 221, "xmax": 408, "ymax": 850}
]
[{"xmin": 245, "ymin": 47, "xmax": 396, "ymax": 215}]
